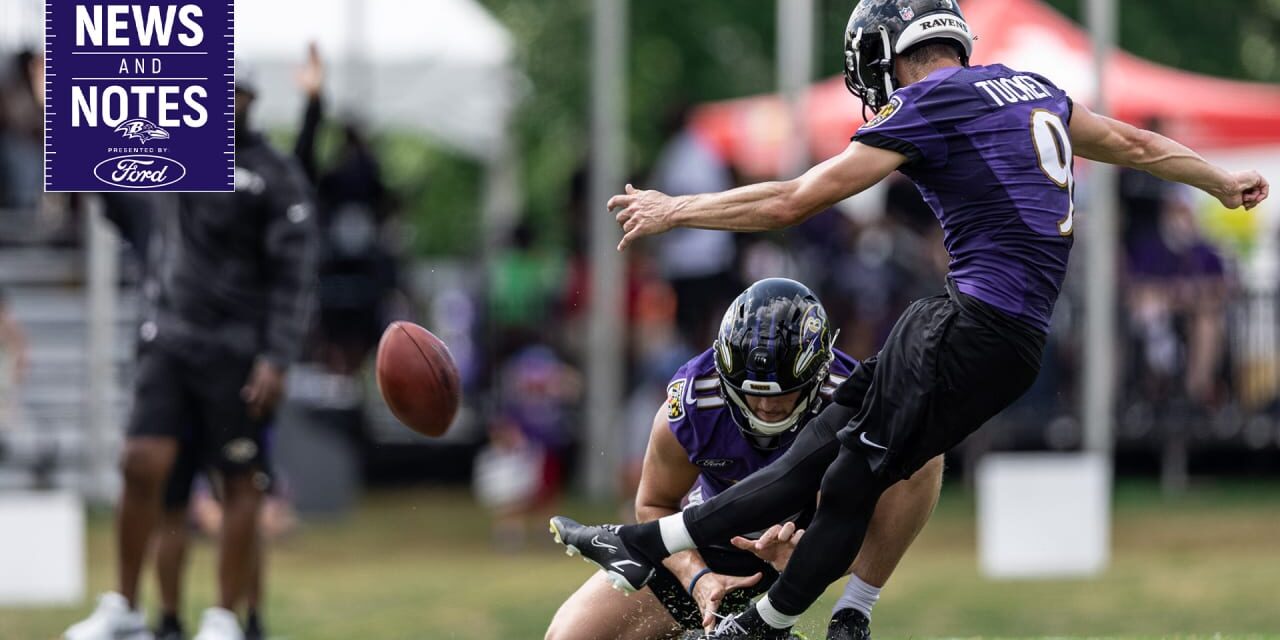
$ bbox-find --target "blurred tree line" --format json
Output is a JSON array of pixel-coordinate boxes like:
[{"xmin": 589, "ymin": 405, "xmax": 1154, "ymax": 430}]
[{"xmin": 399, "ymin": 0, "xmax": 1280, "ymax": 257}]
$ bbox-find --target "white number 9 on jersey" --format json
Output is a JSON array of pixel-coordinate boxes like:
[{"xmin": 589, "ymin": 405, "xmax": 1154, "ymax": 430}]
[{"xmin": 1030, "ymin": 109, "xmax": 1075, "ymax": 236}]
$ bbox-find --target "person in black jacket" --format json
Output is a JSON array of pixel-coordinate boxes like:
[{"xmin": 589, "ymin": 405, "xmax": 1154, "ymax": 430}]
[
  {"xmin": 292, "ymin": 43, "xmax": 399, "ymax": 377},
  {"xmin": 65, "ymin": 70, "xmax": 319, "ymax": 640}
]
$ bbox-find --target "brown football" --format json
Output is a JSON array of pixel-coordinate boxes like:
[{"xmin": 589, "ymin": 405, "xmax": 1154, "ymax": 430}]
[{"xmin": 375, "ymin": 321, "xmax": 461, "ymax": 437}]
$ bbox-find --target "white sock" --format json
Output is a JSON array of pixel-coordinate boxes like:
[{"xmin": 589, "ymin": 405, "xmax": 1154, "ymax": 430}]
[
  {"xmin": 657, "ymin": 513, "xmax": 695, "ymax": 554},
  {"xmin": 756, "ymin": 595, "xmax": 801, "ymax": 629},
  {"xmin": 833, "ymin": 574, "xmax": 881, "ymax": 619}
]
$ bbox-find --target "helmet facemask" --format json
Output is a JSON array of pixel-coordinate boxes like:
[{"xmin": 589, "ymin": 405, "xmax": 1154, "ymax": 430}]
[
  {"xmin": 845, "ymin": 24, "xmax": 897, "ymax": 121},
  {"xmin": 719, "ymin": 353, "xmax": 833, "ymax": 451},
  {"xmin": 843, "ymin": 1, "xmax": 977, "ymax": 121}
]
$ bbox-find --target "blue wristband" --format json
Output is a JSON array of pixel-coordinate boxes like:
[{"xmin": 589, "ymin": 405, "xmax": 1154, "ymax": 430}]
[{"xmin": 687, "ymin": 567, "xmax": 714, "ymax": 595}]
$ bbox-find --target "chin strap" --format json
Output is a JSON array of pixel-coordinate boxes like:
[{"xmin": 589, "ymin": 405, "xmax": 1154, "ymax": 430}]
[{"xmin": 726, "ymin": 387, "xmax": 812, "ymax": 438}]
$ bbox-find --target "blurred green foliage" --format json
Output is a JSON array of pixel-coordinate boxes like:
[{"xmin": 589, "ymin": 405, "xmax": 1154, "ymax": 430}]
[
  {"xmin": 1043, "ymin": 0, "xmax": 1280, "ymax": 83},
  {"xmin": 374, "ymin": 133, "xmax": 484, "ymax": 256},
  {"xmin": 394, "ymin": 0, "xmax": 1280, "ymax": 257}
]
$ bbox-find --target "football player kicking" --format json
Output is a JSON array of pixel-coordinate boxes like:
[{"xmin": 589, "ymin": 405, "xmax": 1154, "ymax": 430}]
[
  {"xmin": 551, "ymin": 0, "xmax": 1268, "ymax": 638},
  {"xmin": 547, "ymin": 279, "xmax": 943, "ymax": 640}
]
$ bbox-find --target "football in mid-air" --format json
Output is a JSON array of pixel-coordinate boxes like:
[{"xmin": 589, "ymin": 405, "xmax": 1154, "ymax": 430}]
[{"xmin": 375, "ymin": 321, "xmax": 461, "ymax": 437}]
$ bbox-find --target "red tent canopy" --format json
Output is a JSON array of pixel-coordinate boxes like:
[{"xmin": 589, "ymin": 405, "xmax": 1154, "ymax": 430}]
[{"xmin": 689, "ymin": 0, "xmax": 1280, "ymax": 178}]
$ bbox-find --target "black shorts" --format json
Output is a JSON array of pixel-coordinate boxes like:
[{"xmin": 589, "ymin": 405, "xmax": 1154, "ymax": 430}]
[
  {"xmin": 834, "ymin": 280, "xmax": 1046, "ymax": 480},
  {"xmin": 162, "ymin": 422, "xmax": 276, "ymax": 511},
  {"xmin": 129, "ymin": 342, "xmax": 270, "ymax": 479}
]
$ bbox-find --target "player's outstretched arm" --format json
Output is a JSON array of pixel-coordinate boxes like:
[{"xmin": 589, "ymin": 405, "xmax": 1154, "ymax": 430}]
[
  {"xmin": 610, "ymin": 141, "xmax": 906, "ymax": 250},
  {"xmin": 1069, "ymin": 103, "xmax": 1269, "ymax": 210}
]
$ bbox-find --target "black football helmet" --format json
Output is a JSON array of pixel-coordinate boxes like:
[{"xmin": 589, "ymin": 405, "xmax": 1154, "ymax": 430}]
[
  {"xmin": 844, "ymin": 0, "xmax": 975, "ymax": 116},
  {"xmin": 713, "ymin": 278, "xmax": 835, "ymax": 449}
]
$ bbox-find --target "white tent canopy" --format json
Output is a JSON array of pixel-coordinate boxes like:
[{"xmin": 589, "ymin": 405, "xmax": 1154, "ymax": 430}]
[
  {"xmin": 236, "ymin": 0, "xmax": 520, "ymax": 160},
  {"xmin": 0, "ymin": 0, "xmax": 41, "ymax": 52}
]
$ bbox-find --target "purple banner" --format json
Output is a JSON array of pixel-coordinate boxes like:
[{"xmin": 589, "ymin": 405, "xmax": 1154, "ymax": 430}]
[{"xmin": 45, "ymin": 1, "xmax": 234, "ymax": 192}]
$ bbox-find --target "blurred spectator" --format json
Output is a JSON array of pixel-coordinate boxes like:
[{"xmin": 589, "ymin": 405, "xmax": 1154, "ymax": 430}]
[
  {"xmin": 490, "ymin": 220, "xmax": 565, "ymax": 351},
  {"xmin": 1119, "ymin": 118, "xmax": 1171, "ymax": 262},
  {"xmin": 64, "ymin": 71, "xmax": 318, "ymax": 640},
  {"xmin": 619, "ymin": 253, "xmax": 692, "ymax": 519},
  {"xmin": 475, "ymin": 343, "xmax": 580, "ymax": 550},
  {"xmin": 293, "ymin": 44, "xmax": 402, "ymax": 376},
  {"xmin": 649, "ymin": 114, "xmax": 739, "ymax": 345},
  {"xmin": 0, "ymin": 288, "xmax": 29, "ymax": 432},
  {"xmin": 0, "ymin": 50, "xmax": 42, "ymax": 212},
  {"xmin": 1125, "ymin": 186, "xmax": 1230, "ymax": 407},
  {"xmin": 2, "ymin": 49, "xmax": 79, "ymax": 245},
  {"xmin": 187, "ymin": 476, "xmax": 298, "ymax": 543}
]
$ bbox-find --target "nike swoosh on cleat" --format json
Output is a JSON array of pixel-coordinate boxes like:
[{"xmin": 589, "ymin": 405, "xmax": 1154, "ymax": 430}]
[
  {"xmin": 610, "ymin": 559, "xmax": 642, "ymax": 569},
  {"xmin": 590, "ymin": 535, "xmax": 618, "ymax": 552},
  {"xmin": 859, "ymin": 431, "xmax": 888, "ymax": 450}
]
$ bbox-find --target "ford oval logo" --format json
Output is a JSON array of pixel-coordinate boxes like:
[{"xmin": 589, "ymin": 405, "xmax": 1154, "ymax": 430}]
[{"xmin": 93, "ymin": 155, "xmax": 186, "ymax": 189}]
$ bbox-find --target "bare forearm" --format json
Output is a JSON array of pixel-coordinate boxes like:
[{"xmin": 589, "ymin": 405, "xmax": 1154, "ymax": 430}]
[
  {"xmin": 611, "ymin": 142, "xmax": 904, "ymax": 250},
  {"xmin": 635, "ymin": 500, "xmax": 679, "ymax": 524},
  {"xmin": 670, "ymin": 182, "xmax": 802, "ymax": 232},
  {"xmin": 1078, "ymin": 115, "xmax": 1233, "ymax": 198},
  {"xmin": 1128, "ymin": 132, "xmax": 1232, "ymax": 197},
  {"xmin": 662, "ymin": 548, "xmax": 711, "ymax": 586}
]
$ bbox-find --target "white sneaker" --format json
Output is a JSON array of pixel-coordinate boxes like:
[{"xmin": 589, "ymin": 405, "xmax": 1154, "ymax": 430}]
[
  {"xmin": 63, "ymin": 591, "xmax": 153, "ymax": 640},
  {"xmin": 192, "ymin": 607, "xmax": 244, "ymax": 640}
]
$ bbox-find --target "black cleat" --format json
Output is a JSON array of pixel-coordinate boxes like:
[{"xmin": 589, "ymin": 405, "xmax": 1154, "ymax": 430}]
[
  {"xmin": 549, "ymin": 516, "xmax": 655, "ymax": 593},
  {"xmin": 154, "ymin": 629, "xmax": 185, "ymax": 640},
  {"xmin": 826, "ymin": 608, "xmax": 870, "ymax": 640},
  {"xmin": 704, "ymin": 606, "xmax": 793, "ymax": 639},
  {"xmin": 243, "ymin": 609, "xmax": 264, "ymax": 640},
  {"xmin": 243, "ymin": 617, "xmax": 263, "ymax": 640},
  {"xmin": 154, "ymin": 617, "xmax": 185, "ymax": 640}
]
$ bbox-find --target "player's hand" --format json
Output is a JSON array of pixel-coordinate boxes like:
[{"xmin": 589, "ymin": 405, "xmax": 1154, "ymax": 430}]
[
  {"xmin": 1215, "ymin": 170, "xmax": 1269, "ymax": 211},
  {"xmin": 242, "ymin": 358, "xmax": 286, "ymax": 419},
  {"xmin": 296, "ymin": 42, "xmax": 325, "ymax": 97},
  {"xmin": 730, "ymin": 521, "xmax": 805, "ymax": 572},
  {"xmin": 692, "ymin": 571, "xmax": 763, "ymax": 633},
  {"xmin": 608, "ymin": 184, "xmax": 677, "ymax": 251}
]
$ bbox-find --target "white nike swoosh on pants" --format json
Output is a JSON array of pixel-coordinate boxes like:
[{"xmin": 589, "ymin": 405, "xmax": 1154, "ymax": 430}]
[{"xmin": 859, "ymin": 431, "xmax": 888, "ymax": 450}]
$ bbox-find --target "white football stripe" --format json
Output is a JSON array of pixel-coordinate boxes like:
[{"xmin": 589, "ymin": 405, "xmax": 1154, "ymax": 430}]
[{"xmin": 693, "ymin": 377, "xmax": 719, "ymax": 391}]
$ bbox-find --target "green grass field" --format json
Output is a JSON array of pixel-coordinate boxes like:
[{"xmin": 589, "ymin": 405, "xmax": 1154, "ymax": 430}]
[{"xmin": 3, "ymin": 480, "xmax": 1279, "ymax": 639}]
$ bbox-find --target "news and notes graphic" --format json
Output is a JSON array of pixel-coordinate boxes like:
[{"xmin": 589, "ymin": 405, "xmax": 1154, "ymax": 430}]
[{"xmin": 45, "ymin": 1, "xmax": 235, "ymax": 192}]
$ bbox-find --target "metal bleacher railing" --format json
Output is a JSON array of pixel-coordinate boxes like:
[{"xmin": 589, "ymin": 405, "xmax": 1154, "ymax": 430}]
[{"xmin": 0, "ymin": 205, "xmax": 136, "ymax": 503}]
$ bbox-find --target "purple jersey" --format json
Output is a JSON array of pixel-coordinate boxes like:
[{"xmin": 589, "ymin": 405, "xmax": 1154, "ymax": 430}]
[
  {"xmin": 853, "ymin": 64, "xmax": 1075, "ymax": 332},
  {"xmin": 666, "ymin": 348, "xmax": 859, "ymax": 506}
]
